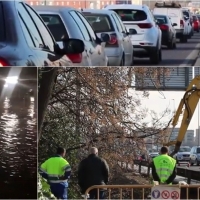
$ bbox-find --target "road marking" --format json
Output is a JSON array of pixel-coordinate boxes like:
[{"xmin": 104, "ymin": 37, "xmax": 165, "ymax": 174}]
[
  {"xmin": 161, "ymin": 190, "xmax": 170, "ymax": 199},
  {"xmin": 179, "ymin": 38, "xmax": 200, "ymax": 66}
]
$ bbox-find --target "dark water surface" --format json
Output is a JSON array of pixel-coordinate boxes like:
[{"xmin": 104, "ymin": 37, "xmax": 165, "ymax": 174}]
[{"xmin": 0, "ymin": 96, "xmax": 37, "ymax": 199}]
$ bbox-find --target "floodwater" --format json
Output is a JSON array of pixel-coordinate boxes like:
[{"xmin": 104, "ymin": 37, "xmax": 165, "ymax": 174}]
[{"xmin": 0, "ymin": 95, "xmax": 37, "ymax": 199}]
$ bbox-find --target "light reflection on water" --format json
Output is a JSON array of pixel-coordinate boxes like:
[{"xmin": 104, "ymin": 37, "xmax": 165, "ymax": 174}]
[{"xmin": 0, "ymin": 96, "xmax": 37, "ymax": 199}]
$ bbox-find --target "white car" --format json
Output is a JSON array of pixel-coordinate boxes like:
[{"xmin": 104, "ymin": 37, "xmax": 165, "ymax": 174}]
[
  {"xmin": 103, "ymin": 4, "xmax": 162, "ymax": 65},
  {"xmin": 153, "ymin": 2, "xmax": 191, "ymax": 43}
]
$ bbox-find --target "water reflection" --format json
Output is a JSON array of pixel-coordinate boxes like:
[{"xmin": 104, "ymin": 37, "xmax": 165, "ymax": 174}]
[{"xmin": 0, "ymin": 95, "xmax": 37, "ymax": 199}]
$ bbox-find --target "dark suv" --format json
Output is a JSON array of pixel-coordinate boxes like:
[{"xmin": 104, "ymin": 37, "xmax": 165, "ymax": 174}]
[{"xmin": 0, "ymin": 1, "xmax": 84, "ymax": 66}]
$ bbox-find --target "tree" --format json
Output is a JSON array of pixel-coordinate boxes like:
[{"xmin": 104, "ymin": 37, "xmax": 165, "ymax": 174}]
[{"xmin": 38, "ymin": 67, "xmax": 173, "ymax": 198}]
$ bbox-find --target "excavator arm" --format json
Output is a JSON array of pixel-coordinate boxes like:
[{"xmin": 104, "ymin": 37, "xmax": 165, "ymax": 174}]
[{"xmin": 163, "ymin": 75, "xmax": 200, "ymax": 157}]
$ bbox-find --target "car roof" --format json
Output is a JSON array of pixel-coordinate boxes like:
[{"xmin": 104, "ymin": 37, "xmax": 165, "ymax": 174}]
[
  {"xmin": 81, "ymin": 9, "xmax": 115, "ymax": 15},
  {"xmin": 33, "ymin": 5, "xmax": 78, "ymax": 13},
  {"xmin": 103, "ymin": 4, "xmax": 149, "ymax": 10}
]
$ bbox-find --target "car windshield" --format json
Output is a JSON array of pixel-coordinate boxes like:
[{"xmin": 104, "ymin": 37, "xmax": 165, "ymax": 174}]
[
  {"xmin": 83, "ymin": 14, "xmax": 114, "ymax": 33},
  {"xmin": 154, "ymin": 15, "xmax": 167, "ymax": 24},
  {"xmin": 112, "ymin": 9, "xmax": 147, "ymax": 21},
  {"xmin": 179, "ymin": 147, "xmax": 191, "ymax": 152}
]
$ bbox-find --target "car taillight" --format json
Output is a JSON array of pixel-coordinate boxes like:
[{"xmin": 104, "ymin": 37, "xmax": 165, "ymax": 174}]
[
  {"xmin": 159, "ymin": 24, "xmax": 169, "ymax": 31},
  {"xmin": 180, "ymin": 19, "xmax": 184, "ymax": 28},
  {"xmin": 106, "ymin": 34, "xmax": 118, "ymax": 47},
  {"xmin": 0, "ymin": 58, "xmax": 9, "ymax": 66},
  {"xmin": 138, "ymin": 23, "xmax": 152, "ymax": 29},
  {"xmin": 67, "ymin": 53, "xmax": 82, "ymax": 63}
]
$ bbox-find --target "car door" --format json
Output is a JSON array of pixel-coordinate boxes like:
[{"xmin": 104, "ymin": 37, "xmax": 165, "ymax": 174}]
[
  {"xmin": 113, "ymin": 13, "xmax": 132, "ymax": 64},
  {"xmin": 73, "ymin": 11, "xmax": 107, "ymax": 66},
  {"xmin": 17, "ymin": 2, "xmax": 71, "ymax": 66}
]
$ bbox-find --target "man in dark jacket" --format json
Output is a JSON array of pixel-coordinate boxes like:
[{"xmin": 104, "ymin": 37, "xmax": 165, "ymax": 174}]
[{"xmin": 78, "ymin": 147, "xmax": 109, "ymax": 199}]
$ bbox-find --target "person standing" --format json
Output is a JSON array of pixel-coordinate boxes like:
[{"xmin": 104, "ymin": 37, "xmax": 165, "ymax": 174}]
[
  {"xmin": 151, "ymin": 146, "xmax": 177, "ymax": 185},
  {"xmin": 78, "ymin": 147, "xmax": 109, "ymax": 199},
  {"xmin": 39, "ymin": 147, "xmax": 71, "ymax": 199}
]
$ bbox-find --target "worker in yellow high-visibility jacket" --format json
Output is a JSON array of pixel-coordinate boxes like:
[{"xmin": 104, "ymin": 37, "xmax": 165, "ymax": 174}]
[
  {"xmin": 39, "ymin": 147, "xmax": 71, "ymax": 199},
  {"xmin": 152, "ymin": 146, "xmax": 177, "ymax": 185}
]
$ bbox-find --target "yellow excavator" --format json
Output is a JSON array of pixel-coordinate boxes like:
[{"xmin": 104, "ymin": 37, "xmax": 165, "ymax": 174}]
[{"xmin": 163, "ymin": 75, "xmax": 200, "ymax": 157}]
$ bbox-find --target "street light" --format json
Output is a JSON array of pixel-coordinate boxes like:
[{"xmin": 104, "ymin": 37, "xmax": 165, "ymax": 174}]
[{"xmin": 4, "ymin": 76, "xmax": 18, "ymax": 85}]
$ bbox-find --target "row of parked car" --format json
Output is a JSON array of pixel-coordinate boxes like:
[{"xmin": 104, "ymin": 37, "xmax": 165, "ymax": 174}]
[{"xmin": 0, "ymin": 1, "xmax": 199, "ymax": 66}]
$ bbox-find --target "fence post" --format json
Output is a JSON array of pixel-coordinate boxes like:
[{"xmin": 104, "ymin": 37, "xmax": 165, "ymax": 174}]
[{"xmin": 187, "ymin": 170, "xmax": 191, "ymax": 184}]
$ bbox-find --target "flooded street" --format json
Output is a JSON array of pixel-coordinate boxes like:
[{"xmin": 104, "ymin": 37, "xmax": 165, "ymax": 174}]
[{"xmin": 0, "ymin": 68, "xmax": 37, "ymax": 199}]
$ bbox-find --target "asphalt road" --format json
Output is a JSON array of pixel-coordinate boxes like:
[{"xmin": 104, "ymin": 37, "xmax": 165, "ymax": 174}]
[{"xmin": 134, "ymin": 32, "xmax": 200, "ymax": 66}]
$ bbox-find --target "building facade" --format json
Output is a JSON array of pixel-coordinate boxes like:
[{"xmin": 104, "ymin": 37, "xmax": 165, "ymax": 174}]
[
  {"xmin": 169, "ymin": 128, "xmax": 195, "ymax": 146},
  {"xmin": 195, "ymin": 127, "xmax": 200, "ymax": 146},
  {"xmin": 26, "ymin": 0, "xmax": 142, "ymax": 9}
]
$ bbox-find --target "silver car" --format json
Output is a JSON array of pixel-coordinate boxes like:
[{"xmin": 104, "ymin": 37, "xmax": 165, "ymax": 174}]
[
  {"xmin": 173, "ymin": 146, "xmax": 191, "ymax": 164},
  {"xmin": 190, "ymin": 146, "xmax": 200, "ymax": 166},
  {"xmin": 34, "ymin": 6, "xmax": 109, "ymax": 66},
  {"xmin": 82, "ymin": 9, "xmax": 134, "ymax": 66}
]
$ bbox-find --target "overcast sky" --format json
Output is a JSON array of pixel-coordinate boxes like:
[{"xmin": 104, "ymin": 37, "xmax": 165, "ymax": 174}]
[{"xmin": 139, "ymin": 91, "xmax": 200, "ymax": 135}]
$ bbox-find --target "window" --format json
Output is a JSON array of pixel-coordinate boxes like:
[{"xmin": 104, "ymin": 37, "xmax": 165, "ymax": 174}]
[
  {"xmin": 19, "ymin": 14, "xmax": 35, "ymax": 47},
  {"xmin": 114, "ymin": 9, "xmax": 147, "ymax": 21},
  {"xmin": 114, "ymin": 13, "xmax": 127, "ymax": 32},
  {"xmin": 0, "ymin": 2, "xmax": 5, "ymax": 41},
  {"xmin": 111, "ymin": 14, "xmax": 123, "ymax": 32},
  {"xmin": 84, "ymin": 14, "xmax": 114, "ymax": 33},
  {"xmin": 183, "ymin": 10, "xmax": 189, "ymax": 18},
  {"xmin": 25, "ymin": 4, "xmax": 55, "ymax": 52},
  {"xmin": 154, "ymin": 15, "xmax": 167, "ymax": 24},
  {"xmin": 76, "ymin": 12, "xmax": 96, "ymax": 41},
  {"xmin": 40, "ymin": 14, "xmax": 69, "ymax": 41},
  {"xmin": 197, "ymin": 148, "xmax": 200, "ymax": 153},
  {"xmin": 69, "ymin": 11, "xmax": 90, "ymax": 41},
  {"xmin": 17, "ymin": 2, "xmax": 44, "ymax": 48}
]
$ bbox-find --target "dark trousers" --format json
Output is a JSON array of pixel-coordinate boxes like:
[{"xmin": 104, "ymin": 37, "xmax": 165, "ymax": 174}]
[
  {"xmin": 50, "ymin": 184, "xmax": 68, "ymax": 200},
  {"xmin": 89, "ymin": 189, "xmax": 105, "ymax": 199}
]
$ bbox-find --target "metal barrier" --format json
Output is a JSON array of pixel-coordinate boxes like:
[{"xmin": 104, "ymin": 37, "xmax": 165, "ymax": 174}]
[{"xmin": 85, "ymin": 184, "xmax": 200, "ymax": 199}]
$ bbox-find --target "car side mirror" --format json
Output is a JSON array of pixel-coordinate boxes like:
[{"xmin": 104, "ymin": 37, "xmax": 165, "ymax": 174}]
[
  {"xmin": 172, "ymin": 23, "xmax": 177, "ymax": 26},
  {"xmin": 61, "ymin": 38, "xmax": 85, "ymax": 54},
  {"xmin": 100, "ymin": 33, "xmax": 110, "ymax": 42},
  {"xmin": 129, "ymin": 28, "xmax": 137, "ymax": 35}
]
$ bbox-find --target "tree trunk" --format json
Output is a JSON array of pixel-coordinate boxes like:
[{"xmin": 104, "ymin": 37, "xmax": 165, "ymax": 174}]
[{"xmin": 38, "ymin": 67, "xmax": 58, "ymax": 141}]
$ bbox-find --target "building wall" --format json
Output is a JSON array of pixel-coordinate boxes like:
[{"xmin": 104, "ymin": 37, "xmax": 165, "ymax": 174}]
[
  {"xmin": 195, "ymin": 127, "xmax": 200, "ymax": 146},
  {"xmin": 169, "ymin": 128, "xmax": 194, "ymax": 146},
  {"xmin": 25, "ymin": 0, "xmax": 118, "ymax": 9}
]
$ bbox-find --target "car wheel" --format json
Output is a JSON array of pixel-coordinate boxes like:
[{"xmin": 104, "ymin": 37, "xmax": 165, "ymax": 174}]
[
  {"xmin": 173, "ymin": 41, "xmax": 177, "ymax": 49},
  {"xmin": 180, "ymin": 35, "xmax": 187, "ymax": 43},
  {"xmin": 130, "ymin": 52, "xmax": 134, "ymax": 66},
  {"xmin": 150, "ymin": 46, "xmax": 160, "ymax": 64},
  {"xmin": 195, "ymin": 159, "xmax": 199, "ymax": 166},
  {"xmin": 120, "ymin": 55, "xmax": 125, "ymax": 66},
  {"xmin": 167, "ymin": 41, "xmax": 173, "ymax": 49}
]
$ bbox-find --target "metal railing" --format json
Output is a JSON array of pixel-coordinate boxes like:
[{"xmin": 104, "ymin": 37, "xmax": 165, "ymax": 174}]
[{"xmin": 85, "ymin": 184, "xmax": 200, "ymax": 200}]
